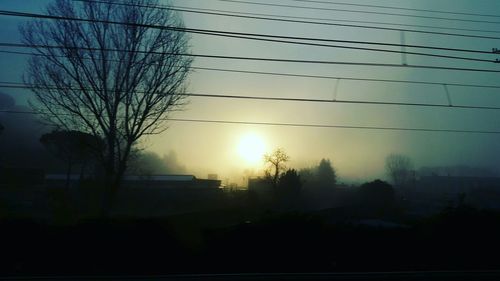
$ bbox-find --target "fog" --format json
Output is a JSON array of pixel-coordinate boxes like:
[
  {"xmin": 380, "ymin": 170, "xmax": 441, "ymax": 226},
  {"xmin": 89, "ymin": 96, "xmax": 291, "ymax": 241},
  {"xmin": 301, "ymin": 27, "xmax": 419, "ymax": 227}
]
[
  {"xmin": 2, "ymin": 1, "xmax": 500, "ymax": 185},
  {"xmin": 2, "ymin": 0, "xmax": 500, "ymax": 276}
]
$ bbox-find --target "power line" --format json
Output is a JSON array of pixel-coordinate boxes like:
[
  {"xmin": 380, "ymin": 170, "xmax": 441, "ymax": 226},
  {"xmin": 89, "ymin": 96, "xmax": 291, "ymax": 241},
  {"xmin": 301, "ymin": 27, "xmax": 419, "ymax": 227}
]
[
  {"xmin": 2, "ymin": 82, "xmax": 500, "ymax": 111},
  {"xmin": 158, "ymin": 24, "xmax": 496, "ymax": 55},
  {"xmin": 0, "ymin": 8, "xmax": 495, "ymax": 60},
  {"xmin": 148, "ymin": 8, "xmax": 500, "ymax": 41},
  {"xmin": 5, "ymin": 4, "xmax": 500, "ymax": 44},
  {"xmin": 0, "ymin": 9, "xmax": 482, "ymax": 55},
  {"xmin": 179, "ymin": 31, "xmax": 495, "ymax": 56},
  {"xmin": 172, "ymin": 32, "xmax": 494, "ymax": 63},
  {"xmin": 1, "ymin": 4, "xmax": 497, "ymax": 136},
  {"xmin": 1, "ymin": 109, "xmax": 499, "ymax": 135},
  {"xmin": 1, "ymin": 37, "xmax": 494, "ymax": 66},
  {"xmin": 73, "ymin": 0, "xmax": 500, "ymax": 35},
  {"xmin": 190, "ymin": 66, "xmax": 500, "ymax": 89},
  {"xmin": 219, "ymin": 0, "xmax": 500, "ymax": 25},
  {"xmin": 2, "ymin": 49, "xmax": 500, "ymax": 89},
  {"xmin": 164, "ymin": 118, "xmax": 500, "ymax": 135},
  {"xmin": 287, "ymin": 0, "xmax": 500, "ymax": 18},
  {"xmin": 156, "ymin": 4, "xmax": 500, "ymax": 35},
  {"xmin": 71, "ymin": 0, "xmax": 500, "ymax": 40},
  {"xmin": 3, "ymin": 42, "xmax": 500, "ymax": 73},
  {"xmin": 169, "ymin": 5, "xmax": 500, "ymax": 35}
]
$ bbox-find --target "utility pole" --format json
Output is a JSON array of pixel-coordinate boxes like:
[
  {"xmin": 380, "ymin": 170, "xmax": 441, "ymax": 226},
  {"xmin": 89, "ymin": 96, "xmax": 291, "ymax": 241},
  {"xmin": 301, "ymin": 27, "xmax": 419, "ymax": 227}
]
[
  {"xmin": 332, "ymin": 78, "xmax": 341, "ymax": 101},
  {"xmin": 443, "ymin": 84, "xmax": 453, "ymax": 107},
  {"xmin": 401, "ymin": 31, "xmax": 407, "ymax": 66}
]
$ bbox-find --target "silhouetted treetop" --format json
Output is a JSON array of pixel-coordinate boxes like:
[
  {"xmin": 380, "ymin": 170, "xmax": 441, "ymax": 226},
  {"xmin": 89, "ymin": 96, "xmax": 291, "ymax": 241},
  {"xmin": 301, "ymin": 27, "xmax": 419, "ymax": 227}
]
[
  {"xmin": 264, "ymin": 148, "xmax": 290, "ymax": 188},
  {"xmin": 299, "ymin": 158, "xmax": 337, "ymax": 189},
  {"xmin": 385, "ymin": 154, "xmax": 414, "ymax": 187},
  {"xmin": 278, "ymin": 169, "xmax": 302, "ymax": 193},
  {"xmin": 40, "ymin": 130, "xmax": 103, "ymax": 163},
  {"xmin": 0, "ymin": 92, "xmax": 14, "ymax": 110},
  {"xmin": 359, "ymin": 179, "xmax": 395, "ymax": 209},
  {"xmin": 40, "ymin": 130, "xmax": 103, "ymax": 187},
  {"xmin": 317, "ymin": 158, "xmax": 337, "ymax": 188}
]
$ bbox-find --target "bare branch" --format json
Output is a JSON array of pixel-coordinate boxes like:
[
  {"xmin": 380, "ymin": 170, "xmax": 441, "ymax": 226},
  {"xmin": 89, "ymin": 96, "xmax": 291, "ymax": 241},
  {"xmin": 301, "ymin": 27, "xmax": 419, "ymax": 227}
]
[{"xmin": 21, "ymin": 0, "xmax": 192, "ymax": 189}]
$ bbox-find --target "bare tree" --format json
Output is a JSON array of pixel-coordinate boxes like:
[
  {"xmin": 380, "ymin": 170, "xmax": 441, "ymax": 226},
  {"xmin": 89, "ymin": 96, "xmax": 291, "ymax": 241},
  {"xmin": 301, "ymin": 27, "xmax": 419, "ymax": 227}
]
[
  {"xmin": 264, "ymin": 148, "xmax": 290, "ymax": 188},
  {"xmin": 20, "ymin": 0, "xmax": 192, "ymax": 214},
  {"xmin": 385, "ymin": 153, "xmax": 414, "ymax": 187}
]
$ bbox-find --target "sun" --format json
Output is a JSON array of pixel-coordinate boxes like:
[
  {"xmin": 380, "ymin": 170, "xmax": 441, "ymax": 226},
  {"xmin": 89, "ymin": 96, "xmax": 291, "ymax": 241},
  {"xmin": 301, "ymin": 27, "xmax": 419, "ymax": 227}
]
[{"xmin": 237, "ymin": 133, "xmax": 267, "ymax": 166}]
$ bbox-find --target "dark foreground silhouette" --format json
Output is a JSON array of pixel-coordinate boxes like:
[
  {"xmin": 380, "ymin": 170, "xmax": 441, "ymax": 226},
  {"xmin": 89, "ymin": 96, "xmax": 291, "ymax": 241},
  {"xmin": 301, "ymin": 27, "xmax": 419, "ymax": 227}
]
[{"xmin": 2, "ymin": 205, "xmax": 500, "ymax": 277}]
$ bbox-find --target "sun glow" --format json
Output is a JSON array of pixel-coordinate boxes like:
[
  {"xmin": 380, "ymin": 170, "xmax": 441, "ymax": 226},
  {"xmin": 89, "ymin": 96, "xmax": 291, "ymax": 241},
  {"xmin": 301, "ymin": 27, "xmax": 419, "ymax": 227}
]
[{"xmin": 237, "ymin": 133, "xmax": 267, "ymax": 166}]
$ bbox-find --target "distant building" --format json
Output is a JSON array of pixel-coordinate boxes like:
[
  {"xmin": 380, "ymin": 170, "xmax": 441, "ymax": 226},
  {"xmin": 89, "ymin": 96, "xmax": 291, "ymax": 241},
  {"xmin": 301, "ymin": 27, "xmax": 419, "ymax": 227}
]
[
  {"xmin": 113, "ymin": 175, "xmax": 223, "ymax": 216},
  {"xmin": 402, "ymin": 175, "xmax": 500, "ymax": 215},
  {"xmin": 2, "ymin": 171, "xmax": 223, "ymax": 219},
  {"xmin": 45, "ymin": 174, "xmax": 221, "ymax": 189},
  {"xmin": 124, "ymin": 175, "xmax": 221, "ymax": 189},
  {"xmin": 415, "ymin": 175, "xmax": 500, "ymax": 195},
  {"xmin": 47, "ymin": 174, "xmax": 222, "ymax": 217},
  {"xmin": 248, "ymin": 177, "xmax": 272, "ymax": 191},
  {"xmin": 207, "ymin": 174, "xmax": 218, "ymax": 180},
  {"xmin": 248, "ymin": 177, "xmax": 273, "ymax": 202}
]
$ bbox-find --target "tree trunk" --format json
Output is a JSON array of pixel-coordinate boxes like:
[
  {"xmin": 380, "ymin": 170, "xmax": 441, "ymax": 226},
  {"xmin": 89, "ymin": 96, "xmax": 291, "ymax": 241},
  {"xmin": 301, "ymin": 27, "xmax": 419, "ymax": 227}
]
[
  {"xmin": 65, "ymin": 158, "xmax": 72, "ymax": 190},
  {"xmin": 100, "ymin": 171, "xmax": 118, "ymax": 219},
  {"xmin": 100, "ymin": 140, "xmax": 133, "ymax": 219},
  {"xmin": 79, "ymin": 160, "xmax": 86, "ymax": 187},
  {"xmin": 100, "ymin": 135, "xmax": 116, "ymax": 218},
  {"xmin": 273, "ymin": 165, "xmax": 279, "ymax": 189}
]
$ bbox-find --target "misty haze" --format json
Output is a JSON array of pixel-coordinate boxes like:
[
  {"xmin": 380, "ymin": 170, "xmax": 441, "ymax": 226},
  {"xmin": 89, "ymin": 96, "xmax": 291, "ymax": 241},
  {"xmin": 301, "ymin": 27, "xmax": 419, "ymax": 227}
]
[{"xmin": 1, "ymin": 0, "xmax": 500, "ymax": 279}]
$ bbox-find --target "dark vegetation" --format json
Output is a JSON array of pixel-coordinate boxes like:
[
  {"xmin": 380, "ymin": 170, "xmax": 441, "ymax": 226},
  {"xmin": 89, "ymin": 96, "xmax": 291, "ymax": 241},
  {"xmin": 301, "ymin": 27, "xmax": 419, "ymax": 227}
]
[
  {"xmin": 2, "ymin": 204, "xmax": 500, "ymax": 276},
  {"xmin": 3, "ymin": 141, "xmax": 500, "ymax": 275},
  {"xmin": 2, "ymin": 119, "xmax": 500, "ymax": 275}
]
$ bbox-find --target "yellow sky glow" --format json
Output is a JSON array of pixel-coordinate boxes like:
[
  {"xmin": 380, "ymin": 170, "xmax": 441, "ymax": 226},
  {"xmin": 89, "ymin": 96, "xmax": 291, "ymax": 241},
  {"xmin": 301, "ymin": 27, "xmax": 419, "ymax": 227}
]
[{"xmin": 237, "ymin": 132, "xmax": 267, "ymax": 167}]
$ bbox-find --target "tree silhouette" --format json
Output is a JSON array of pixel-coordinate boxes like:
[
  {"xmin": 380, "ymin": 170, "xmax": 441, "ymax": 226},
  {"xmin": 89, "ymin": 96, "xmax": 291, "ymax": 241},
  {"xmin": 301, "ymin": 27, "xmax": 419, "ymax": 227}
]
[
  {"xmin": 0, "ymin": 92, "xmax": 12, "ymax": 141},
  {"xmin": 127, "ymin": 150, "xmax": 187, "ymax": 176},
  {"xmin": 385, "ymin": 154, "xmax": 414, "ymax": 187},
  {"xmin": 316, "ymin": 158, "xmax": 337, "ymax": 188},
  {"xmin": 21, "ymin": 0, "xmax": 192, "ymax": 215},
  {"xmin": 276, "ymin": 169, "xmax": 302, "ymax": 210},
  {"xmin": 299, "ymin": 159, "xmax": 337, "ymax": 189},
  {"xmin": 359, "ymin": 179, "xmax": 395, "ymax": 216},
  {"xmin": 40, "ymin": 130, "xmax": 103, "ymax": 188},
  {"xmin": 264, "ymin": 148, "xmax": 290, "ymax": 188},
  {"xmin": 0, "ymin": 92, "xmax": 15, "ymax": 110},
  {"xmin": 278, "ymin": 169, "xmax": 302, "ymax": 195},
  {"xmin": 298, "ymin": 167, "xmax": 314, "ymax": 183}
]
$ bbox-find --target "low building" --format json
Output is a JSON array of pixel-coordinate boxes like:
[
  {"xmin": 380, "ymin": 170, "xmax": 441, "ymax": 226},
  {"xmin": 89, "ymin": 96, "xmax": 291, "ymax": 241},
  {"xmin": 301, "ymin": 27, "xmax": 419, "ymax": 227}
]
[
  {"xmin": 2, "ymin": 171, "xmax": 223, "ymax": 219},
  {"xmin": 248, "ymin": 177, "xmax": 274, "ymax": 203},
  {"xmin": 248, "ymin": 177, "xmax": 272, "ymax": 193},
  {"xmin": 122, "ymin": 175, "xmax": 221, "ymax": 189},
  {"xmin": 45, "ymin": 174, "xmax": 221, "ymax": 189},
  {"xmin": 417, "ymin": 175, "xmax": 500, "ymax": 195}
]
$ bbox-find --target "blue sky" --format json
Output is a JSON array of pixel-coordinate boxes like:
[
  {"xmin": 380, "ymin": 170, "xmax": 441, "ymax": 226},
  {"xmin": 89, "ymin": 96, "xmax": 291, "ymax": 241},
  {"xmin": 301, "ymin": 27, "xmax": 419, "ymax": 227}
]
[{"xmin": 1, "ymin": 0, "xmax": 500, "ymax": 184}]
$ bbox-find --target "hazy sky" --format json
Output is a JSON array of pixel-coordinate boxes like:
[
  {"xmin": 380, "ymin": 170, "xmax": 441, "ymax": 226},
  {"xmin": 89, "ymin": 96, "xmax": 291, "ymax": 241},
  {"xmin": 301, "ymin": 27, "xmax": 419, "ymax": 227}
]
[{"xmin": 1, "ymin": 0, "xmax": 500, "ymax": 185}]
